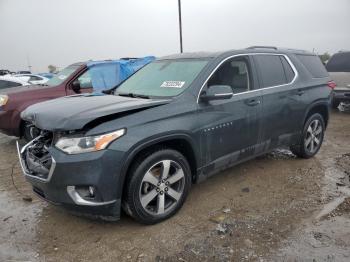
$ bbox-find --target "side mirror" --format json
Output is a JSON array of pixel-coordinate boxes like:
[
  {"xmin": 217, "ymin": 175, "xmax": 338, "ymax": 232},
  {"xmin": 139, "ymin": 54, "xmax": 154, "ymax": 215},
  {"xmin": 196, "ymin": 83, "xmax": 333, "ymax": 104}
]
[
  {"xmin": 200, "ymin": 85, "xmax": 233, "ymax": 102},
  {"xmin": 71, "ymin": 80, "xmax": 81, "ymax": 93}
]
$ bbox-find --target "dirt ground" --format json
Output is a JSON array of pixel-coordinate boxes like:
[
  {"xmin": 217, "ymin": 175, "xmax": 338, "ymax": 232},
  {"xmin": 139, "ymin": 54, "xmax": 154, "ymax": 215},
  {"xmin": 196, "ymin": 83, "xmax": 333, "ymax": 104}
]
[{"xmin": 0, "ymin": 109, "xmax": 349, "ymax": 262}]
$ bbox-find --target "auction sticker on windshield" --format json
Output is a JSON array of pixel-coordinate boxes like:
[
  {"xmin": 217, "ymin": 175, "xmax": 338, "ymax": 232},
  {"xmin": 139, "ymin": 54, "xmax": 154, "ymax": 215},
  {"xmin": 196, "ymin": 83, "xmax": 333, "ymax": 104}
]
[{"xmin": 161, "ymin": 81, "xmax": 185, "ymax": 88}]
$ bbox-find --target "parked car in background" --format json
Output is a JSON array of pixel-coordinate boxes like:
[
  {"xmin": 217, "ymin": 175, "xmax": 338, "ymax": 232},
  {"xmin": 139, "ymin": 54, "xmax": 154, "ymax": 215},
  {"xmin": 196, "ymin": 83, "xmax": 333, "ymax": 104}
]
[
  {"xmin": 0, "ymin": 56, "xmax": 154, "ymax": 140},
  {"xmin": 0, "ymin": 75, "xmax": 29, "ymax": 90},
  {"xmin": 14, "ymin": 74, "xmax": 49, "ymax": 85},
  {"xmin": 0, "ymin": 69, "xmax": 12, "ymax": 76},
  {"xmin": 18, "ymin": 47, "xmax": 332, "ymax": 224},
  {"xmin": 38, "ymin": 73, "xmax": 55, "ymax": 79},
  {"xmin": 326, "ymin": 51, "xmax": 350, "ymax": 108},
  {"xmin": 16, "ymin": 70, "xmax": 31, "ymax": 74}
]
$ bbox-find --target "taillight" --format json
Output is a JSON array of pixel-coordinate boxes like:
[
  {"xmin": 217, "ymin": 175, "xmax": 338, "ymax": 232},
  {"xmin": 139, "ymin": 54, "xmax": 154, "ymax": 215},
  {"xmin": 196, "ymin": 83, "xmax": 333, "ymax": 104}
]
[{"xmin": 327, "ymin": 80, "xmax": 336, "ymax": 89}]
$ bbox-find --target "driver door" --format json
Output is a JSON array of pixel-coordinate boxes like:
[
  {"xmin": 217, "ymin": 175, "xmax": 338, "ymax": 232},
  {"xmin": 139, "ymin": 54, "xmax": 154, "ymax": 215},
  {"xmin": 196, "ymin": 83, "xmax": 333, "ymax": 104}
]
[{"xmin": 197, "ymin": 56, "xmax": 263, "ymax": 176}]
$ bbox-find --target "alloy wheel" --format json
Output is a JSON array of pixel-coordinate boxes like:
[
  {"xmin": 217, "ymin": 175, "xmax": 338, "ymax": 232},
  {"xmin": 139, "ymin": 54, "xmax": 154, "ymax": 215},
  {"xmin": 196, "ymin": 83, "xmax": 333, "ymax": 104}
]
[
  {"xmin": 139, "ymin": 160, "xmax": 185, "ymax": 215},
  {"xmin": 304, "ymin": 119, "xmax": 323, "ymax": 154}
]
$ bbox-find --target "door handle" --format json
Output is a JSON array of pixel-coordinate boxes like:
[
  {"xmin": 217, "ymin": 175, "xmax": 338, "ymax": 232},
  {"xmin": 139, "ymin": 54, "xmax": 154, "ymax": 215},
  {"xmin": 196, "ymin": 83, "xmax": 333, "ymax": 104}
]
[
  {"xmin": 245, "ymin": 99, "xmax": 261, "ymax": 106},
  {"xmin": 296, "ymin": 89, "xmax": 305, "ymax": 96}
]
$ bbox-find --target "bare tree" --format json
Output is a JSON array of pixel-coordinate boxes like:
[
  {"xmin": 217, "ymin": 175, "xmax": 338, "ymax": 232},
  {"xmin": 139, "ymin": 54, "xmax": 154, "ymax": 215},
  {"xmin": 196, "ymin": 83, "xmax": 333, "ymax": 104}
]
[
  {"xmin": 319, "ymin": 52, "xmax": 331, "ymax": 64},
  {"xmin": 48, "ymin": 65, "xmax": 58, "ymax": 73}
]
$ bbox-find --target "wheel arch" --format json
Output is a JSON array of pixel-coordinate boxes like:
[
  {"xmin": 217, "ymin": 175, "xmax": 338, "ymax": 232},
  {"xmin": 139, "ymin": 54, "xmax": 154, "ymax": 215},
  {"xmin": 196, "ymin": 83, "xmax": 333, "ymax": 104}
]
[
  {"xmin": 117, "ymin": 134, "xmax": 199, "ymax": 200},
  {"xmin": 303, "ymin": 101, "xmax": 329, "ymax": 128}
]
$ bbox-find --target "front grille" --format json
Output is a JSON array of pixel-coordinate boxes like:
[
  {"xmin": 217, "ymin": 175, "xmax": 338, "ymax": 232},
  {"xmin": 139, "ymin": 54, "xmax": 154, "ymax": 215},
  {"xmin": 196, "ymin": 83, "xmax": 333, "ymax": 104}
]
[{"xmin": 22, "ymin": 131, "xmax": 54, "ymax": 180}]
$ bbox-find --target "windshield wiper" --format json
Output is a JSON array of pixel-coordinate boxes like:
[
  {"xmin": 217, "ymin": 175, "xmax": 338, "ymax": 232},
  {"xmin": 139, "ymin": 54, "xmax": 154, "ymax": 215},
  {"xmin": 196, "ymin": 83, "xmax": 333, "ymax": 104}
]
[{"xmin": 117, "ymin": 92, "xmax": 150, "ymax": 99}]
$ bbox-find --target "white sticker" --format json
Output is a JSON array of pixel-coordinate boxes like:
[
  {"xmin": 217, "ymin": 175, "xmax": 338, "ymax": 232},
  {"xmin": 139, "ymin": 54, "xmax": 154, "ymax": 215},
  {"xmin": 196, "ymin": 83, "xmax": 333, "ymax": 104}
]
[
  {"xmin": 58, "ymin": 75, "xmax": 67, "ymax": 80},
  {"xmin": 161, "ymin": 81, "xmax": 185, "ymax": 88}
]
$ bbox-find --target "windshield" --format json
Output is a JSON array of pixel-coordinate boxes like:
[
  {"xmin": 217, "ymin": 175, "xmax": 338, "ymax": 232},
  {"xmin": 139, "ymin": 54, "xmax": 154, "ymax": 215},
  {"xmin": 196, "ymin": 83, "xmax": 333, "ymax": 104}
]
[
  {"xmin": 115, "ymin": 59, "xmax": 208, "ymax": 97},
  {"xmin": 46, "ymin": 65, "xmax": 80, "ymax": 86}
]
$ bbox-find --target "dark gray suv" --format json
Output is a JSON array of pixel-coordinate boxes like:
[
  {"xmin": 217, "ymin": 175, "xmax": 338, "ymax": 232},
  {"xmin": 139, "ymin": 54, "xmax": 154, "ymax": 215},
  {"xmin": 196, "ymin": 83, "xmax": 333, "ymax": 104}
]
[
  {"xmin": 18, "ymin": 47, "xmax": 332, "ymax": 224},
  {"xmin": 326, "ymin": 51, "xmax": 350, "ymax": 108}
]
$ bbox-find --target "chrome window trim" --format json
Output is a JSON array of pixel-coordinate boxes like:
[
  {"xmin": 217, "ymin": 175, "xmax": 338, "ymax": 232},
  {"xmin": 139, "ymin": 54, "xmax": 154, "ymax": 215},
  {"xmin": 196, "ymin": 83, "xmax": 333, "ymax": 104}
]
[
  {"xmin": 214, "ymin": 92, "xmax": 234, "ymax": 96},
  {"xmin": 197, "ymin": 53, "xmax": 299, "ymax": 103}
]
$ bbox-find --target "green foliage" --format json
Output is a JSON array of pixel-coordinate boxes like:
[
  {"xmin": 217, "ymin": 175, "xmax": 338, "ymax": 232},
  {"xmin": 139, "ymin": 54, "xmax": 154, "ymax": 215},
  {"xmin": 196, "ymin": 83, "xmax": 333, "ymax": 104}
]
[
  {"xmin": 48, "ymin": 65, "xmax": 57, "ymax": 73},
  {"xmin": 319, "ymin": 52, "xmax": 331, "ymax": 64}
]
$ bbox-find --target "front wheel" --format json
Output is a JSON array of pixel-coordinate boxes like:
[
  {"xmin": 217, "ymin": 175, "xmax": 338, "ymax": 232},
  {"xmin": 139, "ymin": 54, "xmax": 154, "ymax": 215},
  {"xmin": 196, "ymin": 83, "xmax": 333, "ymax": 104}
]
[
  {"xmin": 123, "ymin": 149, "xmax": 191, "ymax": 224},
  {"xmin": 290, "ymin": 113, "xmax": 325, "ymax": 158}
]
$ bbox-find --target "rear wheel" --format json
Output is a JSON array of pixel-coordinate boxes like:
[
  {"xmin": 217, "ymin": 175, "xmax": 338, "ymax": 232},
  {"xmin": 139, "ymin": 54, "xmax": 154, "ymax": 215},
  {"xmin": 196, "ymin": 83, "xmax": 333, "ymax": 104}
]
[
  {"xmin": 123, "ymin": 148, "xmax": 191, "ymax": 224},
  {"xmin": 290, "ymin": 113, "xmax": 325, "ymax": 158}
]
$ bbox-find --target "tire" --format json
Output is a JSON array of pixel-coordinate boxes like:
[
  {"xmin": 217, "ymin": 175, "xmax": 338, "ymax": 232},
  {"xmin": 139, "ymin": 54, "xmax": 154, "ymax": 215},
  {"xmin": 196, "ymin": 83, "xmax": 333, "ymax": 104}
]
[
  {"xmin": 290, "ymin": 113, "xmax": 325, "ymax": 159},
  {"xmin": 123, "ymin": 148, "xmax": 191, "ymax": 224}
]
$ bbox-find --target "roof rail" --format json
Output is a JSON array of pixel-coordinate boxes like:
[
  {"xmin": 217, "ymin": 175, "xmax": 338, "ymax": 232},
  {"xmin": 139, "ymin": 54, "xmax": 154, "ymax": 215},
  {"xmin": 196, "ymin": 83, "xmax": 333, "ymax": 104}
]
[
  {"xmin": 286, "ymin": 48, "xmax": 308, "ymax": 53},
  {"xmin": 247, "ymin": 46, "xmax": 278, "ymax": 50}
]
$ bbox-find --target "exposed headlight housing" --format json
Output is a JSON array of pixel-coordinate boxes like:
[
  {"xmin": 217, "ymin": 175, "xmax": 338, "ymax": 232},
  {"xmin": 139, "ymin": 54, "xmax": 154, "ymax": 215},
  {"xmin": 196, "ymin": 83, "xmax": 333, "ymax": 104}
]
[
  {"xmin": 0, "ymin": 95, "xmax": 8, "ymax": 107},
  {"xmin": 55, "ymin": 129, "xmax": 126, "ymax": 154}
]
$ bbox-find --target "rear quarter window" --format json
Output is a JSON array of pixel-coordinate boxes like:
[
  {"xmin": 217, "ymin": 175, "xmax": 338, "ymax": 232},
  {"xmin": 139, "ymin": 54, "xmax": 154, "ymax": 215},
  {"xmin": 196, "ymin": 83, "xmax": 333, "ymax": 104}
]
[
  {"xmin": 326, "ymin": 52, "xmax": 350, "ymax": 72},
  {"xmin": 281, "ymin": 56, "xmax": 295, "ymax": 83},
  {"xmin": 296, "ymin": 54, "xmax": 329, "ymax": 78}
]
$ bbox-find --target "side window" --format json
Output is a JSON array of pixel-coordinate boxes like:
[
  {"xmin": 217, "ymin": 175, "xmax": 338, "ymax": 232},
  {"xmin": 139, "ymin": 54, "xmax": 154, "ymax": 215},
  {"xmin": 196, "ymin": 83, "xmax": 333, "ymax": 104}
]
[
  {"xmin": 297, "ymin": 54, "xmax": 328, "ymax": 78},
  {"xmin": 254, "ymin": 55, "xmax": 287, "ymax": 88},
  {"xmin": 207, "ymin": 56, "xmax": 251, "ymax": 94},
  {"xmin": 0, "ymin": 80, "xmax": 21, "ymax": 89},
  {"xmin": 77, "ymin": 70, "xmax": 92, "ymax": 88},
  {"xmin": 281, "ymin": 57, "xmax": 295, "ymax": 83},
  {"xmin": 29, "ymin": 76, "xmax": 42, "ymax": 81}
]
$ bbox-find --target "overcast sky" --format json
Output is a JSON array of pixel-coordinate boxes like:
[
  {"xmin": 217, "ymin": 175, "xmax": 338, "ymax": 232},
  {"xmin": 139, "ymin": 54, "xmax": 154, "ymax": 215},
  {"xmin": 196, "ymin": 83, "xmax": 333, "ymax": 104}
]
[{"xmin": 0, "ymin": 0, "xmax": 349, "ymax": 72}]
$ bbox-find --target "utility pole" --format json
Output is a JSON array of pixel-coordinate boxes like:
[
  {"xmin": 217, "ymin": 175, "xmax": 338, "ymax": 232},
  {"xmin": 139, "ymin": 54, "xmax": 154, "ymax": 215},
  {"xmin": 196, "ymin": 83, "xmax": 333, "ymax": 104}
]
[
  {"xmin": 178, "ymin": 0, "xmax": 183, "ymax": 53},
  {"xmin": 26, "ymin": 54, "xmax": 32, "ymax": 72}
]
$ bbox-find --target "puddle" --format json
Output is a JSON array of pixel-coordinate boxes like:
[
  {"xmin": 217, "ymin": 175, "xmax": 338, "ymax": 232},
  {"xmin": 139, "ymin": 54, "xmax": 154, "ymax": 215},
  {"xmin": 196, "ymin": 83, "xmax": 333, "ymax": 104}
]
[
  {"xmin": 0, "ymin": 191, "xmax": 42, "ymax": 261},
  {"xmin": 316, "ymin": 196, "xmax": 346, "ymax": 219},
  {"xmin": 0, "ymin": 135, "xmax": 43, "ymax": 261}
]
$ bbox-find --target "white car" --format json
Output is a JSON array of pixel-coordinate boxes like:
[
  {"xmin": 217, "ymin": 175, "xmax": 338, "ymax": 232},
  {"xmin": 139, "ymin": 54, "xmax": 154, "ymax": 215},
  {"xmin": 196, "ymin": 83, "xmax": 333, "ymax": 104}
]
[
  {"xmin": 0, "ymin": 75, "xmax": 29, "ymax": 90},
  {"xmin": 13, "ymin": 74, "xmax": 49, "ymax": 85}
]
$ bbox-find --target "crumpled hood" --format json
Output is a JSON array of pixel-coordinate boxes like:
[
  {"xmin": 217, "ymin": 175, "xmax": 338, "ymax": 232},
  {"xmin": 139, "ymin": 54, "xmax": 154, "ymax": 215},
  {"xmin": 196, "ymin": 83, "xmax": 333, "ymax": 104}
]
[{"xmin": 21, "ymin": 93, "xmax": 170, "ymax": 131}]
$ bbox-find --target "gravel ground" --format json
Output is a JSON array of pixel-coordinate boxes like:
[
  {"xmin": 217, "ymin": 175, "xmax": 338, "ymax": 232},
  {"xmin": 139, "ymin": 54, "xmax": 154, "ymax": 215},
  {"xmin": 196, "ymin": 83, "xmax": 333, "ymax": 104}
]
[{"xmin": 0, "ymin": 110, "xmax": 349, "ymax": 262}]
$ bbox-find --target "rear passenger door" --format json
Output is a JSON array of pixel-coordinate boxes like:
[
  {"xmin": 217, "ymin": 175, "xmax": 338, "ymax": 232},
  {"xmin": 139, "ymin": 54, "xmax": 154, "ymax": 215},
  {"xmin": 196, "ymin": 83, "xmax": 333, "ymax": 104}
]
[{"xmin": 253, "ymin": 54, "xmax": 304, "ymax": 149}]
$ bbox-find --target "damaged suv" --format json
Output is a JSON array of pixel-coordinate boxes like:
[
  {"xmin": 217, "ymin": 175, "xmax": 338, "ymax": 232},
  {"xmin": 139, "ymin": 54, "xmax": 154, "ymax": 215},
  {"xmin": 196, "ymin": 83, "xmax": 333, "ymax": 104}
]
[{"xmin": 18, "ymin": 47, "xmax": 332, "ymax": 224}]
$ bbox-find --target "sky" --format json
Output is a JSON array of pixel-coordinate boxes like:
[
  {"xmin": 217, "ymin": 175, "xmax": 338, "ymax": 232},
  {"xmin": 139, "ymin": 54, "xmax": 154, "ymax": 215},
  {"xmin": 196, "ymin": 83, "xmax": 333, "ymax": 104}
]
[{"xmin": 0, "ymin": 0, "xmax": 349, "ymax": 73}]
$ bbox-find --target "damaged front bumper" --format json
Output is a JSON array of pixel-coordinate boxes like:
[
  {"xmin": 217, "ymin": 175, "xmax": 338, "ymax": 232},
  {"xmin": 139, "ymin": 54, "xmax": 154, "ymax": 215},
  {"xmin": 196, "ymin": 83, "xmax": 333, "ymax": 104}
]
[{"xmin": 16, "ymin": 135, "xmax": 124, "ymax": 219}]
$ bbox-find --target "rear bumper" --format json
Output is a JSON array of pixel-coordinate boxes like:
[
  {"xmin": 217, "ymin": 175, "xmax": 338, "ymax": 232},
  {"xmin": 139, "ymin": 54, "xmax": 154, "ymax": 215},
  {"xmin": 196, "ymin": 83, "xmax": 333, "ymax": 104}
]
[
  {"xmin": 17, "ymin": 140, "xmax": 126, "ymax": 219},
  {"xmin": 333, "ymin": 89, "xmax": 350, "ymax": 102}
]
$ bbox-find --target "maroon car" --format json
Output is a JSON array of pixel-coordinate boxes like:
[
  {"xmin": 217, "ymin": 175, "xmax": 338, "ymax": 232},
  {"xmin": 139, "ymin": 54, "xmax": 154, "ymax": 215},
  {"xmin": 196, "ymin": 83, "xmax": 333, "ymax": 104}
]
[
  {"xmin": 0, "ymin": 57, "xmax": 155, "ymax": 140},
  {"xmin": 0, "ymin": 62, "xmax": 90, "ymax": 140}
]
